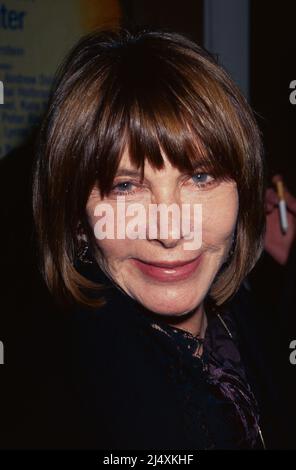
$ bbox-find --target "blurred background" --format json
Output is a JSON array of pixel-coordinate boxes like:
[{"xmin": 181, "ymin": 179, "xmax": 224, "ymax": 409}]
[{"xmin": 0, "ymin": 0, "xmax": 295, "ymax": 449}]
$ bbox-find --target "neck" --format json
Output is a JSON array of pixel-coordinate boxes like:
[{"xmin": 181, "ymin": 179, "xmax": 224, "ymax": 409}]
[{"xmin": 166, "ymin": 302, "xmax": 207, "ymax": 338}]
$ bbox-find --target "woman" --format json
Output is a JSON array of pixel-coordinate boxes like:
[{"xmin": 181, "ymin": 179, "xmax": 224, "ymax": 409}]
[{"xmin": 32, "ymin": 27, "xmax": 271, "ymax": 450}]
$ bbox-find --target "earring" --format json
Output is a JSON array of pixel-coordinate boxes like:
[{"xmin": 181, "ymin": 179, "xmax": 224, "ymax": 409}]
[
  {"xmin": 77, "ymin": 239, "xmax": 94, "ymax": 264},
  {"xmin": 76, "ymin": 220, "xmax": 94, "ymax": 266}
]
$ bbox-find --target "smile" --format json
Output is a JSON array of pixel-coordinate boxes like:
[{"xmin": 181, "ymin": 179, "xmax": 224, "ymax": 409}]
[{"xmin": 131, "ymin": 255, "xmax": 203, "ymax": 282}]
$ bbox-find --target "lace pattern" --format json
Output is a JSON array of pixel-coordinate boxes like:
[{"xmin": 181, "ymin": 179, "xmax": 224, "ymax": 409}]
[{"xmin": 141, "ymin": 305, "xmax": 261, "ymax": 449}]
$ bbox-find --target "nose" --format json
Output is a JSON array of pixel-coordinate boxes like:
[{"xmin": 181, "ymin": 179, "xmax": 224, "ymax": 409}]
[{"xmin": 147, "ymin": 188, "xmax": 186, "ymax": 248}]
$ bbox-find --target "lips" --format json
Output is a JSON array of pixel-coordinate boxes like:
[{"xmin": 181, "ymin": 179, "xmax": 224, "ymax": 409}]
[{"xmin": 131, "ymin": 255, "xmax": 203, "ymax": 282}]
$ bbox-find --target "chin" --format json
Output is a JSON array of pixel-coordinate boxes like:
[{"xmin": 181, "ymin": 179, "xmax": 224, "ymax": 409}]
[{"xmin": 139, "ymin": 295, "xmax": 201, "ymax": 316}]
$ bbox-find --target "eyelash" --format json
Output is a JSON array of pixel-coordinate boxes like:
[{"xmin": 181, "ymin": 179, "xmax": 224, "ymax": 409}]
[
  {"xmin": 110, "ymin": 173, "xmax": 216, "ymax": 195},
  {"xmin": 191, "ymin": 173, "xmax": 215, "ymax": 188},
  {"xmin": 111, "ymin": 181, "xmax": 139, "ymax": 195}
]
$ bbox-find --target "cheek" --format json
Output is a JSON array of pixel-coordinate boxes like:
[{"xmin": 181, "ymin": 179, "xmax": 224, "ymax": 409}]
[
  {"xmin": 93, "ymin": 238, "xmax": 135, "ymax": 262},
  {"xmin": 86, "ymin": 199, "xmax": 139, "ymax": 262},
  {"xmin": 202, "ymin": 186, "xmax": 239, "ymax": 245}
]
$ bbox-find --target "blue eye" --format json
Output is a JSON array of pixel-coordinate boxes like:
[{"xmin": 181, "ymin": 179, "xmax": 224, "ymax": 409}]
[
  {"xmin": 111, "ymin": 181, "xmax": 137, "ymax": 195},
  {"xmin": 191, "ymin": 173, "xmax": 214, "ymax": 187},
  {"xmin": 115, "ymin": 182, "xmax": 132, "ymax": 191}
]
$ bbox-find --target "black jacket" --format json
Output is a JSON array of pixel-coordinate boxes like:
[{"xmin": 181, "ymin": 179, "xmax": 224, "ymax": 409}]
[
  {"xmin": 0, "ymin": 262, "xmax": 287, "ymax": 449},
  {"xmin": 64, "ymin": 263, "xmax": 285, "ymax": 450}
]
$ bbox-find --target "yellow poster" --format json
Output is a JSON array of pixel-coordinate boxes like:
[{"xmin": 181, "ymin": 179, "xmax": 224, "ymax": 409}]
[{"xmin": 0, "ymin": 0, "xmax": 121, "ymax": 157}]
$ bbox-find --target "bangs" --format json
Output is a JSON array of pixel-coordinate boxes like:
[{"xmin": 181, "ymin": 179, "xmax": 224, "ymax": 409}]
[{"xmin": 80, "ymin": 45, "xmax": 246, "ymax": 199}]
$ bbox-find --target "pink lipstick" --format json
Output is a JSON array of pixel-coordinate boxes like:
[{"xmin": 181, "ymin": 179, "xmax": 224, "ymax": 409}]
[{"xmin": 132, "ymin": 255, "xmax": 203, "ymax": 282}]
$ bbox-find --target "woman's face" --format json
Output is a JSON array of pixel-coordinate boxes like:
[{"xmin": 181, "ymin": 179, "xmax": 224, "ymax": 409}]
[{"xmin": 86, "ymin": 147, "xmax": 239, "ymax": 317}]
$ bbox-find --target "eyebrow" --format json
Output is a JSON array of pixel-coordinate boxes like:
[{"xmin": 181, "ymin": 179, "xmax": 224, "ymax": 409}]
[{"xmin": 114, "ymin": 162, "xmax": 210, "ymax": 179}]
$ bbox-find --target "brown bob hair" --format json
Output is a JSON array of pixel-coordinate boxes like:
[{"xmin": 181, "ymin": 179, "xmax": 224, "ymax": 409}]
[{"xmin": 32, "ymin": 27, "xmax": 265, "ymax": 310}]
